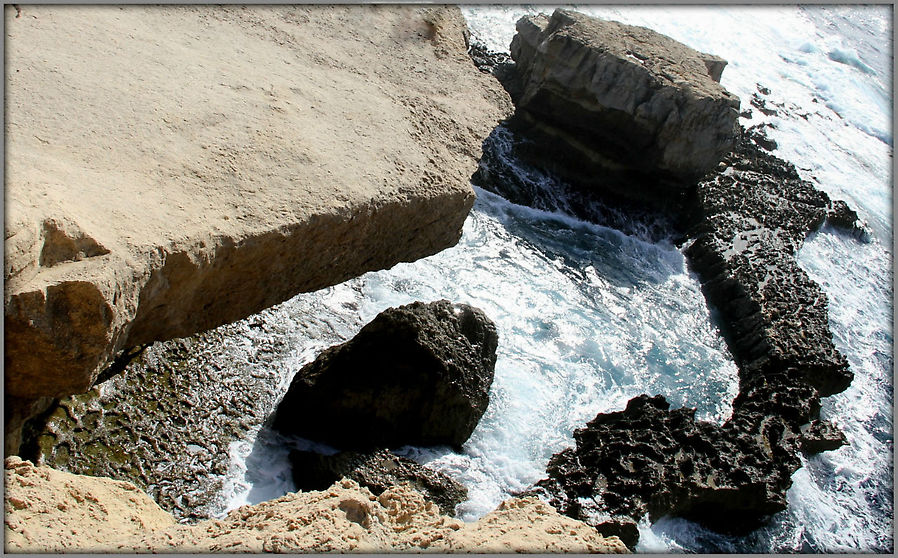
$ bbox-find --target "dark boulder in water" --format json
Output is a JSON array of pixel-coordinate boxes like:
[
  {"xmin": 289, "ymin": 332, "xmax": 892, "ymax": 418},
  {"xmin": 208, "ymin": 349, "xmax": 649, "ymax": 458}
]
[
  {"xmin": 290, "ymin": 448, "xmax": 467, "ymax": 516},
  {"xmin": 272, "ymin": 300, "xmax": 498, "ymax": 450}
]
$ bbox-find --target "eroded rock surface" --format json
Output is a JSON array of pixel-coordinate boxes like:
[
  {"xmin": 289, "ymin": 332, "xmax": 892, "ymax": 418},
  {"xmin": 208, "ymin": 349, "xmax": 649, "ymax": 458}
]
[
  {"xmin": 477, "ymin": 14, "xmax": 862, "ymax": 541},
  {"xmin": 4, "ymin": 4, "xmax": 512, "ymax": 450},
  {"xmin": 533, "ymin": 127, "xmax": 857, "ymax": 543},
  {"xmin": 507, "ymin": 9, "xmax": 739, "ymax": 199},
  {"xmin": 290, "ymin": 448, "xmax": 468, "ymax": 516},
  {"xmin": 4, "ymin": 458, "xmax": 629, "ymax": 553},
  {"xmin": 273, "ymin": 300, "xmax": 498, "ymax": 449},
  {"xmin": 684, "ymin": 126, "xmax": 855, "ymax": 397}
]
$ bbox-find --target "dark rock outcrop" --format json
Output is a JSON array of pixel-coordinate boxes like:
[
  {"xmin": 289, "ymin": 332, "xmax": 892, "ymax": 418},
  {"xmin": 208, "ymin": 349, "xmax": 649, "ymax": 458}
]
[
  {"xmin": 290, "ymin": 448, "xmax": 467, "ymax": 516},
  {"xmin": 532, "ymin": 126, "xmax": 860, "ymax": 543},
  {"xmin": 684, "ymin": 126, "xmax": 854, "ymax": 397},
  {"xmin": 478, "ymin": 13, "xmax": 866, "ymax": 542},
  {"xmin": 506, "ymin": 9, "xmax": 740, "ymax": 201},
  {"xmin": 535, "ymin": 394, "xmax": 805, "ymax": 535},
  {"xmin": 272, "ymin": 300, "xmax": 498, "ymax": 450}
]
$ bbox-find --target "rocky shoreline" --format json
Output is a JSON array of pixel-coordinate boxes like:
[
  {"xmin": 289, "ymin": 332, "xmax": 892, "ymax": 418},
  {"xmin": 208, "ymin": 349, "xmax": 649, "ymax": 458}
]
[
  {"xmin": 472, "ymin": 9, "xmax": 867, "ymax": 547},
  {"xmin": 4, "ymin": 4, "xmax": 872, "ymax": 554}
]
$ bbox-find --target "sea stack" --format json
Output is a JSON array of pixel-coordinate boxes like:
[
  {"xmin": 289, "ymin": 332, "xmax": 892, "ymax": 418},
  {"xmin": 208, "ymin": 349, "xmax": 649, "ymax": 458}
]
[{"xmin": 506, "ymin": 9, "xmax": 740, "ymax": 203}]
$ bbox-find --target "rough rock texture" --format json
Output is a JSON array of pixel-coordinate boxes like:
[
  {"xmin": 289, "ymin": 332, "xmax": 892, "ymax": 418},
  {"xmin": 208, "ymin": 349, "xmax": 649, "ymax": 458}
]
[
  {"xmin": 290, "ymin": 449, "xmax": 468, "ymax": 516},
  {"xmin": 4, "ymin": 456, "xmax": 176, "ymax": 552},
  {"xmin": 4, "ymin": 4, "xmax": 512, "ymax": 450},
  {"xmin": 507, "ymin": 9, "xmax": 739, "ymax": 196},
  {"xmin": 533, "ymin": 127, "xmax": 857, "ymax": 543},
  {"xmin": 273, "ymin": 300, "xmax": 498, "ymax": 449},
  {"xmin": 683, "ymin": 126, "xmax": 854, "ymax": 397},
  {"xmin": 20, "ymin": 327, "xmax": 291, "ymax": 522},
  {"xmin": 4, "ymin": 459, "xmax": 628, "ymax": 553}
]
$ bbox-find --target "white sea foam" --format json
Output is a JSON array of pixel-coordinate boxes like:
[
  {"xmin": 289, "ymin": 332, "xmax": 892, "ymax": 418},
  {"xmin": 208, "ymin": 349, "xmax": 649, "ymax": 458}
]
[{"xmin": 213, "ymin": 6, "xmax": 890, "ymax": 553}]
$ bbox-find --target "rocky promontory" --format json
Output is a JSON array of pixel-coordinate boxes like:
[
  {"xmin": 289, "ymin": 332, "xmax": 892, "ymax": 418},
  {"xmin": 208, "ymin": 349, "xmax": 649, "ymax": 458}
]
[
  {"xmin": 4, "ymin": 4, "xmax": 512, "ymax": 452},
  {"xmin": 474, "ymin": 8, "xmax": 862, "ymax": 545}
]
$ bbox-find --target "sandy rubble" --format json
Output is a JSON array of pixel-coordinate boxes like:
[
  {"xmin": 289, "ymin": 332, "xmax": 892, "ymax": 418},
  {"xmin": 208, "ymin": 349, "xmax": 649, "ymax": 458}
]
[{"xmin": 4, "ymin": 457, "xmax": 628, "ymax": 553}]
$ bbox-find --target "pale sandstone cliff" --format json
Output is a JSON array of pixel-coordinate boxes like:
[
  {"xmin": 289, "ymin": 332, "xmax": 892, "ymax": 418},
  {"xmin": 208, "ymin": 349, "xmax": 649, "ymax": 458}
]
[
  {"xmin": 4, "ymin": 458, "xmax": 628, "ymax": 553},
  {"xmin": 4, "ymin": 4, "xmax": 512, "ymax": 450}
]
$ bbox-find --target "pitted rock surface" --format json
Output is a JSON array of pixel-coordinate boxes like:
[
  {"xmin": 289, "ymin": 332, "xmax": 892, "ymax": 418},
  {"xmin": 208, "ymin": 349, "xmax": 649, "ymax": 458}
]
[
  {"xmin": 684, "ymin": 126, "xmax": 854, "ymax": 396},
  {"xmin": 532, "ymin": 127, "xmax": 862, "ymax": 543},
  {"xmin": 273, "ymin": 300, "xmax": 498, "ymax": 449},
  {"xmin": 290, "ymin": 449, "xmax": 467, "ymax": 516}
]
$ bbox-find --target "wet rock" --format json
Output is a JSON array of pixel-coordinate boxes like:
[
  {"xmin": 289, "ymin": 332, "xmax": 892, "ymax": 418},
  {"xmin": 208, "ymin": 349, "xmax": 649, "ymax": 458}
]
[
  {"xmin": 19, "ymin": 313, "xmax": 298, "ymax": 522},
  {"xmin": 467, "ymin": 40, "xmax": 524, "ymax": 104},
  {"xmin": 800, "ymin": 420, "xmax": 848, "ymax": 454},
  {"xmin": 289, "ymin": 448, "xmax": 467, "ymax": 516},
  {"xmin": 535, "ymin": 394, "xmax": 806, "ymax": 540},
  {"xmin": 272, "ymin": 300, "xmax": 498, "ymax": 450},
  {"xmin": 684, "ymin": 127, "xmax": 853, "ymax": 397},
  {"xmin": 532, "ymin": 130, "xmax": 861, "ymax": 541},
  {"xmin": 827, "ymin": 199, "xmax": 872, "ymax": 241},
  {"xmin": 508, "ymin": 9, "xmax": 739, "ymax": 195}
]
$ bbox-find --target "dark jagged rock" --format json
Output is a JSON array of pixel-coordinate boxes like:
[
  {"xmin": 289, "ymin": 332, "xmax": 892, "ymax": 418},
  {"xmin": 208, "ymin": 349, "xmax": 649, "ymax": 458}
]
[
  {"xmin": 289, "ymin": 448, "xmax": 467, "ymax": 516},
  {"xmin": 827, "ymin": 199, "xmax": 872, "ymax": 241},
  {"xmin": 272, "ymin": 300, "xmax": 498, "ymax": 450},
  {"xmin": 535, "ymin": 395, "xmax": 805, "ymax": 535},
  {"xmin": 532, "ymin": 128, "xmax": 859, "ymax": 543},
  {"xmin": 468, "ymin": 40, "xmax": 524, "ymax": 103},
  {"xmin": 799, "ymin": 420, "xmax": 848, "ymax": 454},
  {"xmin": 684, "ymin": 127, "xmax": 853, "ymax": 397}
]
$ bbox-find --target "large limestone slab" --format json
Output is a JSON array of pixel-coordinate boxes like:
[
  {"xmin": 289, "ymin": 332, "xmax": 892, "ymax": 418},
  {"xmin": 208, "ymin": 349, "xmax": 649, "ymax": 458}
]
[
  {"xmin": 4, "ymin": 6, "xmax": 511, "ymax": 406},
  {"xmin": 509, "ymin": 9, "xmax": 739, "ymax": 190}
]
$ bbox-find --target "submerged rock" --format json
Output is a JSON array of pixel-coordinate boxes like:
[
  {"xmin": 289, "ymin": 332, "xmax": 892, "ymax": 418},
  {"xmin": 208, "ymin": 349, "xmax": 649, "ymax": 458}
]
[
  {"xmin": 506, "ymin": 9, "xmax": 739, "ymax": 200},
  {"xmin": 290, "ymin": 449, "xmax": 467, "ymax": 516},
  {"xmin": 272, "ymin": 300, "xmax": 498, "ymax": 450}
]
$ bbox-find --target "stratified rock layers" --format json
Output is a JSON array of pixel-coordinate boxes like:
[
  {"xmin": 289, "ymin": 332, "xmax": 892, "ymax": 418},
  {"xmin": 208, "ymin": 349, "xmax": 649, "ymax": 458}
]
[
  {"xmin": 508, "ymin": 9, "xmax": 739, "ymax": 196},
  {"xmin": 273, "ymin": 300, "xmax": 499, "ymax": 449},
  {"xmin": 4, "ymin": 5, "xmax": 512, "ymax": 449}
]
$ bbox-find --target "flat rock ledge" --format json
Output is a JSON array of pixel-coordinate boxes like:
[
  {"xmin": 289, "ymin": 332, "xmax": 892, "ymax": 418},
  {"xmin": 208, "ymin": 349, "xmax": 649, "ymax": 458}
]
[
  {"xmin": 4, "ymin": 457, "xmax": 629, "ymax": 553},
  {"xmin": 4, "ymin": 5, "xmax": 512, "ymax": 451}
]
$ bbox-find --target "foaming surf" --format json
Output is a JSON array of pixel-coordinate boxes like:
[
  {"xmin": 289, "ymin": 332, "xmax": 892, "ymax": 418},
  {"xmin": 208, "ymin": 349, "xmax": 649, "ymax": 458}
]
[{"xmin": 213, "ymin": 5, "xmax": 890, "ymax": 553}]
